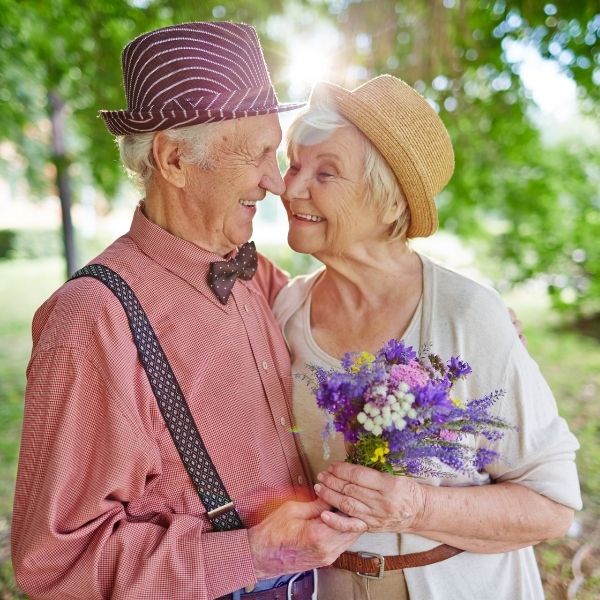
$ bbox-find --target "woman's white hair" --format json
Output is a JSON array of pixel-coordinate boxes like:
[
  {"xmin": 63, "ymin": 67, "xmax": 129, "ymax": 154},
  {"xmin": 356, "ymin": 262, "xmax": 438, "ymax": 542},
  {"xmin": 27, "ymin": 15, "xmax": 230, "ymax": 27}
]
[
  {"xmin": 117, "ymin": 122, "xmax": 222, "ymax": 191},
  {"xmin": 286, "ymin": 102, "xmax": 410, "ymax": 241}
]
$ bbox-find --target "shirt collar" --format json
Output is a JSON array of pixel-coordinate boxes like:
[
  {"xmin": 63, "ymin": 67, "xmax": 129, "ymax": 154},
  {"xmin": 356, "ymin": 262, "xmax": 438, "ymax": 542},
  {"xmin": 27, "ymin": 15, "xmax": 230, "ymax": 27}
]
[{"xmin": 127, "ymin": 205, "xmax": 242, "ymax": 310}]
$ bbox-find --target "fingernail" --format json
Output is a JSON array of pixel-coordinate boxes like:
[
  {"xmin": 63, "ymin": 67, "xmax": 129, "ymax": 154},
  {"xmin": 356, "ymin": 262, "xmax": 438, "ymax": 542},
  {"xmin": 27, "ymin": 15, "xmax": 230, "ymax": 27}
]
[
  {"xmin": 317, "ymin": 473, "xmax": 324, "ymax": 482},
  {"xmin": 314, "ymin": 484, "xmax": 321, "ymax": 493}
]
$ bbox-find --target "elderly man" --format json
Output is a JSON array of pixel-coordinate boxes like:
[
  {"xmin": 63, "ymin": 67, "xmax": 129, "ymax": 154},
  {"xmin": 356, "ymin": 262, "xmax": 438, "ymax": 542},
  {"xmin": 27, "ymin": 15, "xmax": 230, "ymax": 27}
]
[{"xmin": 11, "ymin": 22, "xmax": 366, "ymax": 600}]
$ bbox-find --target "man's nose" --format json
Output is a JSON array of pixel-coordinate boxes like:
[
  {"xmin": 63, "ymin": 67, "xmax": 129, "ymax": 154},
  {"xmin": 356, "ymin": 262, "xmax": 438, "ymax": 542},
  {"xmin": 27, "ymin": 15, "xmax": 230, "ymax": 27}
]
[{"xmin": 260, "ymin": 155, "xmax": 286, "ymax": 196}]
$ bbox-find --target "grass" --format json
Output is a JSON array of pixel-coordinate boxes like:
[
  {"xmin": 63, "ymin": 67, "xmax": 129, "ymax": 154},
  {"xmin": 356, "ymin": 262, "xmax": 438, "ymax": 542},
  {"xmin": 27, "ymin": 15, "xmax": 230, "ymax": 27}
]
[{"xmin": 0, "ymin": 255, "xmax": 599, "ymax": 598}]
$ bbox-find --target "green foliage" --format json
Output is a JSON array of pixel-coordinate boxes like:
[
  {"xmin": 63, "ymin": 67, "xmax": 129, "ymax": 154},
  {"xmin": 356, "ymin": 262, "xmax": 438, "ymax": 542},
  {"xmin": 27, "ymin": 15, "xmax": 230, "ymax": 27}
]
[
  {"xmin": 0, "ymin": 0, "xmax": 285, "ymax": 199},
  {"xmin": 260, "ymin": 244, "xmax": 321, "ymax": 276},
  {"xmin": 304, "ymin": 0, "xmax": 600, "ymax": 317},
  {"xmin": 0, "ymin": 0, "xmax": 599, "ymax": 317},
  {"xmin": 0, "ymin": 230, "xmax": 62, "ymax": 260},
  {"xmin": 0, "ymin": 231, "xmax": 16, "ymax": 260}
]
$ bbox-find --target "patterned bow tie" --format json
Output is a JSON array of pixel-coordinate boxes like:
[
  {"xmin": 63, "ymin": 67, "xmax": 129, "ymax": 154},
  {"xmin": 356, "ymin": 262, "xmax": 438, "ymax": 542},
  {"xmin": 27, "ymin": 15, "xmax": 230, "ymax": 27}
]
[{"xmin": 208, "ymin": 241, "xmax": 258, "ymax": 305}]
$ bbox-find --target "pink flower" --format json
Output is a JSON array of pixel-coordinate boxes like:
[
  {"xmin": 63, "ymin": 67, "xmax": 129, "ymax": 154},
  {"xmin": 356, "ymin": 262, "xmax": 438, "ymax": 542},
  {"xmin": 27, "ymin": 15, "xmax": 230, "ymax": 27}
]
[
  {"xmin": 440, "ymin": 430, "xmax": 459, "ymax": 442},
  {"xmin": 390, "ymin": 361, "xmax": 429, "ymax": 389}
]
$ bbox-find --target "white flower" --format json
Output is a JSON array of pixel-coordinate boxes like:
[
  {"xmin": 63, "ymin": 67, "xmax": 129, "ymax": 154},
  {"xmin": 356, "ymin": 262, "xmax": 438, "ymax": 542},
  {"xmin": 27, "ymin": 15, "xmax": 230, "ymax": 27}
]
[
  {"xmin": 393, "ymin": 416, "xmax": 406, "ymax": 430},
  {"xmin": 372, "ymin": 425, "xmax": 383, "ymax": 436},
  {"xmin": 363, "ymin": 418, "xmax": 374, "ymax": 432},
  {"xmin": 357, "ymin": 412, "xmax": 367, "ymax": 424},
  {"xmin": 373, "ymin": 385, "xmax": 388, "ymax": 397}
]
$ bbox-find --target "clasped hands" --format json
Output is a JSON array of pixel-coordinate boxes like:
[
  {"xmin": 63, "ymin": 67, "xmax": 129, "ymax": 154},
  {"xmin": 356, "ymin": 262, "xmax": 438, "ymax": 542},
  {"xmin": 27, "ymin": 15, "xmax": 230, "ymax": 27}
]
[
  {"xmin": 248, "ymin": 463, "xmax": 424, "ymax": 579},
  {"xmin": 314, "ymin": 461, "xmax": 425, "ymax": 534}
]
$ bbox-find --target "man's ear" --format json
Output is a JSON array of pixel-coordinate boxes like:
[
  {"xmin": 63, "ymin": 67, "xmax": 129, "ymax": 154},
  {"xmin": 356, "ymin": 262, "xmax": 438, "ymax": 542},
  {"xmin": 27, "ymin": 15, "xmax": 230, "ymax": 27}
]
[{"xmin": 152, "ymin": 132, "xmax": 186, "ymax": 188}]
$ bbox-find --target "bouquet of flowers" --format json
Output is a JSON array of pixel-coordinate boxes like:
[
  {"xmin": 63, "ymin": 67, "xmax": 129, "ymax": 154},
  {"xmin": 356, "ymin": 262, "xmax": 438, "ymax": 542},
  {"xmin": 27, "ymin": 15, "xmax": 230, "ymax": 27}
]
[{"xmin": 307, "ymin": 339, "xmax": 513, "ymax": 478}]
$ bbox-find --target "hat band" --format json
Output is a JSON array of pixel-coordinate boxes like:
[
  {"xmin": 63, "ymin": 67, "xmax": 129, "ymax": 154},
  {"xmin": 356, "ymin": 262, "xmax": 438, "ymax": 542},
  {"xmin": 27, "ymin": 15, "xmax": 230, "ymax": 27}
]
[
  {"xmin": 126, "ymin": 84, "xmax": 276, "ymax": 116},
  {"xmin": 100, "ymin": 84, "xmax": 284, "ymax": 134}
]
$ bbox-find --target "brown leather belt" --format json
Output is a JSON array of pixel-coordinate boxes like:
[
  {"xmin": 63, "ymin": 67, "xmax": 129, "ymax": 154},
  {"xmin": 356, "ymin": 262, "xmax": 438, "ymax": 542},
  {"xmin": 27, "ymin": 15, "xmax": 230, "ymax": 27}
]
[
  {"xmin": 331, "ymin": 544, "xmax": 463, "ymax": 579},
  {"xmin": 217, "ymin": 570, "xmax": 316, "ymax": 600}
]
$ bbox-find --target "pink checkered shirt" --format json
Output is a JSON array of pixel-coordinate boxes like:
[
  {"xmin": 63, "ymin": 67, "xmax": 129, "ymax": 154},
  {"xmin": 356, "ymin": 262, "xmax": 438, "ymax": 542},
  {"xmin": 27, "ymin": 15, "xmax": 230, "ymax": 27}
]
[{"xmin": 12, "ymin": 207, "xmax": 311, "ymax": 599}]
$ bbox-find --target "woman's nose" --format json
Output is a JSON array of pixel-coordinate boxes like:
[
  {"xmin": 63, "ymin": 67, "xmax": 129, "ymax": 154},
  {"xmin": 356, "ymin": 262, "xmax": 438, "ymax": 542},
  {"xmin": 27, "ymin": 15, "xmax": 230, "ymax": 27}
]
[{"xmin": 284, "ymin": 171, "xmax": 310, "ymax": 200}]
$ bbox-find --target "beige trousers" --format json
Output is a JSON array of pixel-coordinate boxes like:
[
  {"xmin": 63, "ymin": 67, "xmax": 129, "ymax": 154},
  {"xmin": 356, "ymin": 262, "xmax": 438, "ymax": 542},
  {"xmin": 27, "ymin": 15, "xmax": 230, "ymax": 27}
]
[{"xmin": 317, "ymin": 567, "xmax": 409, "ymax": 600}]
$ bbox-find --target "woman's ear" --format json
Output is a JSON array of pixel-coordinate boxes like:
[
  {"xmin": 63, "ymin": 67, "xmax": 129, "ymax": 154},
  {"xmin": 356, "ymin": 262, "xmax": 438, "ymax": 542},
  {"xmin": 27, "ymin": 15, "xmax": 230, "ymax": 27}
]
[
  {"xmin": 152, "ymin": 132, "xmax": 186, "ymax": 188},
  {"xmin": 381, "ymin": 199, "xmax": 403, "ymax": 225}
]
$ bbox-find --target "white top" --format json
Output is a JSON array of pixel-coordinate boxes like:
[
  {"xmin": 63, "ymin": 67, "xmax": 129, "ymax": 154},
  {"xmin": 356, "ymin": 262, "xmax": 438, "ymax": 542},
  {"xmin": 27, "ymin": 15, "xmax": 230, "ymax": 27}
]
[{"xmin": 272, "ymin": 253, "xmax": 582, "ymax": 600}]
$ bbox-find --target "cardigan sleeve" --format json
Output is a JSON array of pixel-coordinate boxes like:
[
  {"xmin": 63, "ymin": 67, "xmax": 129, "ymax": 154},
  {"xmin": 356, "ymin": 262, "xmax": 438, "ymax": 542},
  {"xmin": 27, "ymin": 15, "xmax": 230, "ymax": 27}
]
[
  {"xmin": 427, "ymin": 258, "xmax": 582, "ymax": 511},
  {"xmin": 486, "ymin": 336, "xmax": 582, "ymax": 510}
]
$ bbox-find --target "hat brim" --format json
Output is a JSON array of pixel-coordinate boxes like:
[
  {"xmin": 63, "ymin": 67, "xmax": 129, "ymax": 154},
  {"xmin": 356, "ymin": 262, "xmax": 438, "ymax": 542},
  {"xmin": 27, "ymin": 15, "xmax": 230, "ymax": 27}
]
[
  {"xmin": 100, "ymin": 101, "xmax": 306, "ymax": 136},
  {"xmin": 310, "ymin": 81, "xmax": 437, "ymax": 238}
]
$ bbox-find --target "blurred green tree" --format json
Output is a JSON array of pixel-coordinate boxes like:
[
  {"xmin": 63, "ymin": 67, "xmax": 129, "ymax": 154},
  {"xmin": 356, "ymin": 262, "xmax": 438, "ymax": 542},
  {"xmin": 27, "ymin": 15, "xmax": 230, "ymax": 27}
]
[
  {"xmin": 0, "ymin": 0, "xmax": 280, "ymax": 276},
  {"xmin": 0, "ymin": 0, "xmax": 598, "ymax": 317},
  {"xmin": 301, "ymin": 0, "xmax": 600, "ymax": 317}
]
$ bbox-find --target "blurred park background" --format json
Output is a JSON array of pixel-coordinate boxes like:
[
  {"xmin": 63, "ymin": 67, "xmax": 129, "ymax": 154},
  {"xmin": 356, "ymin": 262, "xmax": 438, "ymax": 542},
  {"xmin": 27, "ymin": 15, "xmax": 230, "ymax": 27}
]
[{"xmin": 0, "ymin": 0, "xmax": 599, "ymax": 597}]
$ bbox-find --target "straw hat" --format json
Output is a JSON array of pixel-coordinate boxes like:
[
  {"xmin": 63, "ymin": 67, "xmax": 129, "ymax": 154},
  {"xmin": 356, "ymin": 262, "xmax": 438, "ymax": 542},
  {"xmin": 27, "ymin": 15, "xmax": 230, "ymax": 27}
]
[
  {"xmin": 101, "ymin": 22, "xmax": 304, "ymax": 136},
  {"xmin": 310, "ymin": 75, "xmax": 454, "ymax": 238}
]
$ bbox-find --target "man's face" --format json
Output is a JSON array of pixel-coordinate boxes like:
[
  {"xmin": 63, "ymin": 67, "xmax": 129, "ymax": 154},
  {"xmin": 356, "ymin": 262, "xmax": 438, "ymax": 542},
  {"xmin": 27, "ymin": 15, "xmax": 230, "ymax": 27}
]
[{"xmin": 184, "ymin": 113, "xmax": 284, "ymax": 255}]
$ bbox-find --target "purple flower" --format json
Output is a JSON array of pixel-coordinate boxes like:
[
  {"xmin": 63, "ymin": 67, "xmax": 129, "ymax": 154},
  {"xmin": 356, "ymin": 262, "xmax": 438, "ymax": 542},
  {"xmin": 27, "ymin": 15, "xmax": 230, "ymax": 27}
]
[
  {"xmin": 474, "ymin": 447, "xmax": 499, "ymax": 470},
  {"xmin": 447, "ymin": 356, "xmax": 472, "ymax": 380},
  {"xmin": 378, "ymin": 339, "xmax": 416, "ymax": 364},
  {"xmin": 307, "ymin": 337, "xmax": 511, "ymax": 477},
  {"xmin": 414, "ymin": 381, "xmax": 452, "ymax": 415}
]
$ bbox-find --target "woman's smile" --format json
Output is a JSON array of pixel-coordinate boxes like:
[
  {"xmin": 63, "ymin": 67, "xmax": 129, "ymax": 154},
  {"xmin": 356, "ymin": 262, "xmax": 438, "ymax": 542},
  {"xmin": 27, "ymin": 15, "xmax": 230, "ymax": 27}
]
[{"xmin": 292, "ymin": 212, "xmax": 326, "ymax": 223}]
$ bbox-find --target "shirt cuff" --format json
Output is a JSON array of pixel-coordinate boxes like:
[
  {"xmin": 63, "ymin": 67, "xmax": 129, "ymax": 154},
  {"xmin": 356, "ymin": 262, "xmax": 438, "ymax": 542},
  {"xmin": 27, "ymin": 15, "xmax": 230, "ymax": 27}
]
[{"xmin": 202, "ymin": 528, "xmax": 256, "ymax": 598}]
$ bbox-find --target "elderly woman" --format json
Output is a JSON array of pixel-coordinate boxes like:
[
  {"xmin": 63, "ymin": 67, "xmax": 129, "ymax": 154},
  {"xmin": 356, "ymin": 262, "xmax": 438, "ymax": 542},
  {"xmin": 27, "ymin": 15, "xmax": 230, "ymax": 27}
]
[{"xmin": 272, "ymin": 75, "xmax": 581, "ymax": 599}]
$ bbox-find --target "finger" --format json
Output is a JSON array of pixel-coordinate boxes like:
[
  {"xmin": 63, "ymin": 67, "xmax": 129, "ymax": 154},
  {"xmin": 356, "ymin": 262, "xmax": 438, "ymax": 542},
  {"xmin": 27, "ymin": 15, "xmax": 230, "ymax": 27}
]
[
  {"xmin": 323, "ymin": 461, "xmax": 391, "ymax": 492},
  {"xmin": 319, "ymin": 510, "xmax": 368, "ymax": 533},
  {"xmin": 318, "ymin": 471, "xmax": 387, "ymax": 508},
  {"xmin": 291, "ymin": 498, "xmax": 333, "ymax": 519},
  {"xmin": 313, "ymin": 482, "xmax": 371, "ymax": 518}
]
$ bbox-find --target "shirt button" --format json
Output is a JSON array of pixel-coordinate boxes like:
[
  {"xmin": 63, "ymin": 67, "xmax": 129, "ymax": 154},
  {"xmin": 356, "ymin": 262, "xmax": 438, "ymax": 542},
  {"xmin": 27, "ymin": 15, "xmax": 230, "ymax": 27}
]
[
  {"xmin": 244, "ymin": 304, "xmax": 250, "ymax": 313},
  {"xmin": 297, "ymin": 475, "xmax": 304, "ymax": 485},
  {"xmin": 262, "ymin": 360, "xmax": 268, "ymax": 370},
  {"xmin": 280, "ymin": 416, "xmax": 286, "ymax": 427}
]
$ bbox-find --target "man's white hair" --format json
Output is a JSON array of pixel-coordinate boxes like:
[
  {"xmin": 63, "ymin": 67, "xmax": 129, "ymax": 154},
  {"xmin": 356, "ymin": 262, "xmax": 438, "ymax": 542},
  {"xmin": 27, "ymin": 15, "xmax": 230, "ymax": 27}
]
[
  {"xmin": 286, "ymin": 103, "xmax": 410, "ymax": 241},
  {"xmin": 118, "ymin": 122, "xmax": 222, "ymax": 191}
]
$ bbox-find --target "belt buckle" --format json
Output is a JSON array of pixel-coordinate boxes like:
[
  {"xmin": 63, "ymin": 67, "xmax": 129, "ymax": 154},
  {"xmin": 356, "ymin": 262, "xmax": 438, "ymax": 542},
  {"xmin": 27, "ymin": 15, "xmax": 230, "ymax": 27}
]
[
  {"xmin": 356, "ymin": 551, "xmax": 385, "ymax": 580},
  {"xmin": 286, "ymin": 569, "xmax": 318, "ymax": 600}
]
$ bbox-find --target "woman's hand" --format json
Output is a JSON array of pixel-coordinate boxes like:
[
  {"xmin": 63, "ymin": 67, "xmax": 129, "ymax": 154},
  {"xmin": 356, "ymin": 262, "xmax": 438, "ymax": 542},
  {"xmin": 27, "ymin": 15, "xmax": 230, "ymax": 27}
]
[
  {"xmin": 313, "ymin": 461, "xmax": 424, "ymax": 533},
  {"xmin": 315, "ymin": 462, "xmax": 575, "ymax": 553}
]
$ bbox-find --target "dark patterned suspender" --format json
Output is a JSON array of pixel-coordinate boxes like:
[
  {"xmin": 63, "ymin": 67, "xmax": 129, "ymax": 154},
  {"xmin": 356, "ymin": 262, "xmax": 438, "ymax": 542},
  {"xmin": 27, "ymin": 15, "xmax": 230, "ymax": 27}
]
[{"xmin": 71, "ymin": 264, "xmax": 244, "ymax": 532}]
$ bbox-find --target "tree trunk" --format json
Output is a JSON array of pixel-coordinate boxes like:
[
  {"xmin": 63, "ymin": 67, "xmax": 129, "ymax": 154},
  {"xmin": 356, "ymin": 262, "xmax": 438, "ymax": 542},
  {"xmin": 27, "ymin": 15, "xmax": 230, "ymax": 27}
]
[{"xmin": 49, "ymin": 90, "xmax": 77, "ymax": 278}]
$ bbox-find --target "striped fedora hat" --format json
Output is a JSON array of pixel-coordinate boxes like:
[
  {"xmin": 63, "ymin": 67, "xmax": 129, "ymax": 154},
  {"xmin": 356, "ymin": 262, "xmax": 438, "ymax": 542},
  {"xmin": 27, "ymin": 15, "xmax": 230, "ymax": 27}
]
[{"xmin": 100, "ymin": 22, "xmax": 304, "ymax": 135}]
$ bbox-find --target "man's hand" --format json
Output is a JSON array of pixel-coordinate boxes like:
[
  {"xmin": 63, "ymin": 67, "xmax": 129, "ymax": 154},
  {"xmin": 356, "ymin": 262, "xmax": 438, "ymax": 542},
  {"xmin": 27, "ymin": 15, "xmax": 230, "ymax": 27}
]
[
  {"xmin": 313, "ymin": 462, "xmax": 424, "ymax": 533},
  {"xmin": 247, "ymin": 498, "xmax": 366, "ymax": 579}
]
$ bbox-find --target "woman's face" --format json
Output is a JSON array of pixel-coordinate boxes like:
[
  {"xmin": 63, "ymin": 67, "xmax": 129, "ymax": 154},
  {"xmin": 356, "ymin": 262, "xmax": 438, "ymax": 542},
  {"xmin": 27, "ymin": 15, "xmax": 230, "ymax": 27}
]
[{"xmin": 281, "ymin": 125, "xmax": 389, "ymax": 256}]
